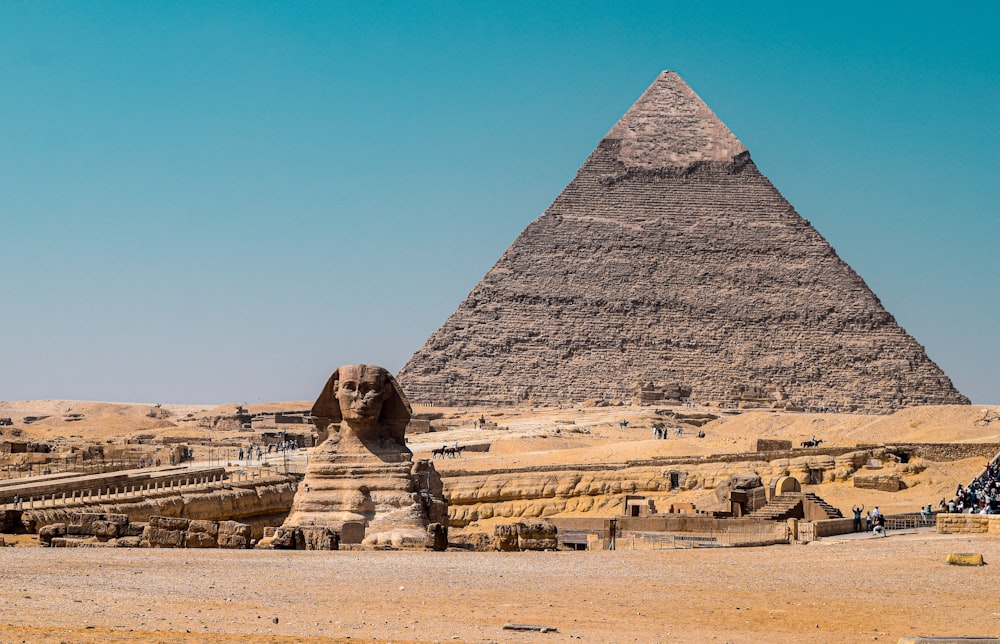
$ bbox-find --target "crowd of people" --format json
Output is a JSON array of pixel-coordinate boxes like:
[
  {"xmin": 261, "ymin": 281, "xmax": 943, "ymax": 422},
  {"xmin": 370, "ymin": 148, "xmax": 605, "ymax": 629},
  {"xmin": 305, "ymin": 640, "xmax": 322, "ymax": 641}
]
[{"xmin": 943, "ymin": 458, "xmax": 1000, "ymax": 514}]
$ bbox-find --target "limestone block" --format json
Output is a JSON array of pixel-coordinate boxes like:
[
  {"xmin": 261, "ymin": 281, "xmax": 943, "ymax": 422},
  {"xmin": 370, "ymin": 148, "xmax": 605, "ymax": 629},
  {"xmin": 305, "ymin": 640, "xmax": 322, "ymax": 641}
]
[
  {"xmin": 188, "ymin": 520, "xmax": 220, "ymax": 538},
  {"xmin": 71, "ymin": 513, "xmax": 107, "ymax": 534},
  {"xmin": 946, "ymin": 552, "xmax": 985, "ymax": 566},
  {"xmin": 115, "ymin": 536, "xmax": 143, "ymax": 548},
  {"xmin": 494, "ymin": 520, "xmax": 557, "ymax": 551},
  {"xmin": 426, "ymin": 523, "xmax": 448, "ymax": 551},
  {"xmin": 38, "ymin": 523, "xmax": 67, "ymax": 546},
  {"xmin": 186, "ymin": 531, "xmax": 218, "ymax": 548},
  {"xmin": 340, "ymin": 521, "xmax": 365, "ymax": 544},
  {"xmin": 300, "ymin": 527, "xmax": 338, "ymax": 551},
  {"xmin": 494, "ymin": 524, "xmax": 519, "ymax": 552},
  {"xmin": 269, "ymin": 527, "xmax": 298, "ymax": 549},
  {"xmin": 91, "ymin": 520, "xmax": 123, "ymax": 539},
  {"xmin": 144, "ymin": 526, "xmax": 186, "ymax": 548},
  {"xmin": 217, "ymin": 521, "xmax": 252, "ymax": 549},
  {"xmin": 853, "ymin": 474, "xmax": 904, "ymax": 492},
  {"xmin": 148, "ymin": 516, "xmax": 191, "ymax": 532}
]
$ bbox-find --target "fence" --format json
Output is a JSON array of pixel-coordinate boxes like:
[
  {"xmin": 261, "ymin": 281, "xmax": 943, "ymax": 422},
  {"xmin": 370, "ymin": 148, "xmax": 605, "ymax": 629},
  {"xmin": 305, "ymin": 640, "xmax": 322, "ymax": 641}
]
[
  {"xmin": 616, "ymin": 522, "xmax": 789, "ymax": 550},
  {"xmin": 0, "ymin": 457, "xmax": 153, "ymax": 480},
  {"xmin": 884, "ymin": 512, "xmax": 937, "ymax": 530}
]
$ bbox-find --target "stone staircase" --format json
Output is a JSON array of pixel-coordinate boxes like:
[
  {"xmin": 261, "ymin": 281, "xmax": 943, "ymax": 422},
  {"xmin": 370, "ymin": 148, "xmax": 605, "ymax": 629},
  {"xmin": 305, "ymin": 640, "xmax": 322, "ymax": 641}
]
[
  {"xmin": 747, "ymin": 494, "xmax": 803, "ymax": 521},
  {"xmin": 803, "ymin": 492, "xmax": 843, "ymax": 519},
  {"xmin": 746, "ymin": 492, "xmax": 843, "ymax": 522}
]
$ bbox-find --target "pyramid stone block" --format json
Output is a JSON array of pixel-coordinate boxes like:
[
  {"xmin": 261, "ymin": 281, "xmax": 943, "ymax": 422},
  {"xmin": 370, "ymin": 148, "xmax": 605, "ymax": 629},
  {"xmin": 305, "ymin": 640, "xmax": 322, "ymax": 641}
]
[{"xmin": 399, "ymin": 71, "xmax": 968, "ymax": 412}]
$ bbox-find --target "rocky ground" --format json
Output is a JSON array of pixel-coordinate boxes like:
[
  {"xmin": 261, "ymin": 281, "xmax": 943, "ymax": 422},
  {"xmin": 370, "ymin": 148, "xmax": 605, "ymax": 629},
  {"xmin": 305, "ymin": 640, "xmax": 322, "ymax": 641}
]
[{"xmin": 0, "ymin": 531, "xmax": 998, "ymax": 642}]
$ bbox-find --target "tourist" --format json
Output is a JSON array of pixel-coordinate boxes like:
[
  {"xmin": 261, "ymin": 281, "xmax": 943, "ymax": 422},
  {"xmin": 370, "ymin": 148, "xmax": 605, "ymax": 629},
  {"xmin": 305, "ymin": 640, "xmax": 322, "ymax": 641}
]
[
  {"xmin": 947, "ymin": 458, "xmax": 1000, "ymax": 514},
  {"xmin": 865, "ymin": 511, "xmax": 872, "ymax": 532},
  {"xmin": 852, "ymin": 504, "xmax": 864, "ymax": 532},
  {"xmin": 873, "ymin": 513, "xmax": 887, "ymax": 537}
]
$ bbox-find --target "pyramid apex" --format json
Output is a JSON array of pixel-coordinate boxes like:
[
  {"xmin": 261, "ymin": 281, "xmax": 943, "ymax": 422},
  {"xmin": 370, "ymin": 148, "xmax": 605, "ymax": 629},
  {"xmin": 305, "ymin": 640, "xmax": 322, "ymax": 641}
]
[{"xmin": 606, "ymin": 71, "xmax": 747, "ymax": 169}]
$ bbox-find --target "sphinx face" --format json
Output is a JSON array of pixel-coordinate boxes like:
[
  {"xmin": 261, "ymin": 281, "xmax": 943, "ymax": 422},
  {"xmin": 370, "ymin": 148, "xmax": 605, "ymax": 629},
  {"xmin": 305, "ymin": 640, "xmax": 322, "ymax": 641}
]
[{"xmin": 336, "ymin": 365, "xmax": 388, "ymax": 424}]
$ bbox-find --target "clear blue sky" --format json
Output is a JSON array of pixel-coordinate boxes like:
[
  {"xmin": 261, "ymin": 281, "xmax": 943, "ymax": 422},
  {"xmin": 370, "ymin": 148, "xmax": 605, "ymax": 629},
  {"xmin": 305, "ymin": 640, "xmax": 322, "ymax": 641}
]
[{"xmin": 2, "ymin": 2, "xmax": 997, "ymax": 404}]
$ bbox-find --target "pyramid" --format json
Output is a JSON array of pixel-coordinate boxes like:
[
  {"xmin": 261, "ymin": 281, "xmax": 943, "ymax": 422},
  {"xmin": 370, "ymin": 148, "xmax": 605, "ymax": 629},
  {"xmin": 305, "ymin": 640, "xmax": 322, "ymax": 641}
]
[{"xmin": 399, "ymin": 71, "xmax": 968, "ymax": 412}]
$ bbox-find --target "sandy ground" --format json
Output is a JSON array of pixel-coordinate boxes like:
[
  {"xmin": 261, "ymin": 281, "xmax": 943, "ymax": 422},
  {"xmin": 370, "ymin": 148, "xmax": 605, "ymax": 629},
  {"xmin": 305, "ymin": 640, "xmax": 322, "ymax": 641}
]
[
  {"xmin": 1, "ymin": 532, "xmax": 998, "ymax": 643},
  {"xmin": 3, "ymin": 401, "xmax": 1000, "ymax": 641},
  {"xmin": 4, "ymin": 401, "xmax": 999, "ymax": 517}
]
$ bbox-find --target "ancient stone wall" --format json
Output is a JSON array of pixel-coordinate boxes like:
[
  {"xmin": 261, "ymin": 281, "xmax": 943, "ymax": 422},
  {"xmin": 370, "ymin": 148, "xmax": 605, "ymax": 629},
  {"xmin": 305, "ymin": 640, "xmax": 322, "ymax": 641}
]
[
  {"xmin": 24, "ymin": 477, "xmax": 297, "ymax": 540},
  {"xmin": 936, "ymin": 513, "xmax": 1000, "ymax": 535}
]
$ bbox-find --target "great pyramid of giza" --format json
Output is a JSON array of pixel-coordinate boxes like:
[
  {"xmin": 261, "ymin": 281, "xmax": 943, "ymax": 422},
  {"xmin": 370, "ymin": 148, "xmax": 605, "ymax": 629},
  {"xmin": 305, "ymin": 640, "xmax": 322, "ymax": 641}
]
[{"xmin": 399, "ymin": 71, "xmax": 968, "ymax": 412}]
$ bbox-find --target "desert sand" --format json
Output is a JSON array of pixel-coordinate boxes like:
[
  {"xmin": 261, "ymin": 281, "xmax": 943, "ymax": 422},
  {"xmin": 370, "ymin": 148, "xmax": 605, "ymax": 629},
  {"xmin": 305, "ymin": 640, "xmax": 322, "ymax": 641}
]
[
  {"xmin": 2, "ymin": 400, "xmax": 999, "ymax": 642},
  {"xmin": 1, "ymin": 532, "xmax": 998, "ymax": 642}
]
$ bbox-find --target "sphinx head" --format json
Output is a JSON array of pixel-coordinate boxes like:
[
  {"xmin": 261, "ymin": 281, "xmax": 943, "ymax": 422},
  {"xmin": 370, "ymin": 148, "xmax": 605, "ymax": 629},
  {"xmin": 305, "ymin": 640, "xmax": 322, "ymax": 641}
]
[
  {"xmin": 311, "ymin": 364, "xmax": 412, "ymax": 444},
  {"xmin": 335, "ymin": 364, "xmax": 390, "ymax": 424}
]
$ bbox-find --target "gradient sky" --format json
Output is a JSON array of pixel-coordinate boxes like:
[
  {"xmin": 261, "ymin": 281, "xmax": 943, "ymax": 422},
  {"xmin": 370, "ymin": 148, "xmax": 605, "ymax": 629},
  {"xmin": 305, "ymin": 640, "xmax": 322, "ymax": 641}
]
[{"xmin": 2, "ymin": 2, "xmax": 997, "ymax": 405}]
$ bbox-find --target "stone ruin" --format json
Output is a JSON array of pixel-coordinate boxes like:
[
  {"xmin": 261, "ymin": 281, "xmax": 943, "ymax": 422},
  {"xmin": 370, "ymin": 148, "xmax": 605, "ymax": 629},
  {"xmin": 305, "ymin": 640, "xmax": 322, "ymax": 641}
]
[
  {"xmin": 493, "ymin": 519, "xmax": 558, "ymax": 551},
  {"xmin": 399, "ymin": 71, "xmax": 968, "ymax": 413},
  {"xmin": 36, "ymin": 512, "xmax": 252, "ymax": 549},
  {"xmin": 633, "ymin": 382, "xmax": 691, "ymax": 406},
  {"xmin": 265, "ymin": 364, "xmax": 448, "ymax": 550}
]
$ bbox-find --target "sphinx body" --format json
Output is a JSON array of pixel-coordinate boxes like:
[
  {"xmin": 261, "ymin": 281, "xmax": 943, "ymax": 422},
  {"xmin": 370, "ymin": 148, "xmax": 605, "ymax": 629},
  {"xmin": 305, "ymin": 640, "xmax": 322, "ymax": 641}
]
[{"xmin": 281, "ymin": 364, "xmax": 447, "ymax": 547}]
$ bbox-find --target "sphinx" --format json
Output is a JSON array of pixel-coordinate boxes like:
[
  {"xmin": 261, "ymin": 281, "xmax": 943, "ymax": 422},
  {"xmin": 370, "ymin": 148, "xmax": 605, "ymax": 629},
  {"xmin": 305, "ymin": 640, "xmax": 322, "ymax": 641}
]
[{"xmin": 280, "ymin": 365, "xmax": 448, "ymax": 547}]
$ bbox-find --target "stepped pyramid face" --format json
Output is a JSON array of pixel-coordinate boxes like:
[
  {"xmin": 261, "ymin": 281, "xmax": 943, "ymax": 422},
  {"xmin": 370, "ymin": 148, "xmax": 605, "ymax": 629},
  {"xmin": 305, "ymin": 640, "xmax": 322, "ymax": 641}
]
[{"xmin": 399, "ymin": 71, "xmax": 968, "ymax": 412}]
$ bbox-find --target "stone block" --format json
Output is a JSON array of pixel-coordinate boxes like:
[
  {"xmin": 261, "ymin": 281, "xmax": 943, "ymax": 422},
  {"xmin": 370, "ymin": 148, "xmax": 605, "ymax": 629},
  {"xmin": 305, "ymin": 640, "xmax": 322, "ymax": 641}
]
[
  {"xmin": 188, "ymin": 520, "xmax": 220, "ymax": 538},
  {"xmin": 494, "ymin": 524, "xmax": 519, "ymax": 552},
  {"xmin": 853, "ymin": 473, "xmax": 904, "ymax": 492},
  {"xmin": 946, "ymin": 552, "xmax": 985, "ymax": 566},
  {"xmin": 217, "ymin": 522, "xmax": 251, "ymax": 549},
  {"xmin": 144, "ymin": 526, "xmax": 186, "ymax": 548},
  {"xmin": 186, "ymin": 531, "xmax": 217, "ymax": 548},
  {"xmin": 756, "ymin": 439, "xmax": 792, "ymax": 452},
  {"xmin": 269, "ymin": 527, "xmax": 298, "ymax": 549},
  {"xmin": 125, "ymin": 522, "xmax": 146, "ymax": 537},
  {"xmin": 38, "ymin": 523, "xmax": 67, "ymax": 546},
  {"xmin": 494, "ymin": 521, "xmax": 557, "ymax": 551},
  {"xmin": 340, "ymin": 521, "xmax": 366, "ymax": 545},
  {"xmin": 426, "ymin": 522, "xmax": 448, "ymax": 551},
  {"xmin": 148, "ymin": 516, "xmax": 191, "ymax": 532},
  {"xmin": 67, "ymin": 512, "xmax": 127, "ymax": 537},
  {"xmin": 115, "ymin": 536, "xmax": 143, "ymax": 548},
  {"xmin": 300, "ymin": 527, "xmax": 338, "ymax": 551},
  {"xmin": 91, "ymin": 520, "xmax": 123, "ymax": 539}
]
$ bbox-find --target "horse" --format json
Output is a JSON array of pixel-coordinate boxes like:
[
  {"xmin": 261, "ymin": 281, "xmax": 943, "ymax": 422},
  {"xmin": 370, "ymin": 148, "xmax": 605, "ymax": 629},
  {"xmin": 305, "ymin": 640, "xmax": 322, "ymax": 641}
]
[
  {"xmin": 445, "ymin": 445, "xmax": 465, "ymax": 458},
  {"xmin": 801, "ymin": 438, "xmax": 824, "ymax": 448},
  {"xmin": 431, "ymin": 446, "xmax": 448, "ymax": 459}
]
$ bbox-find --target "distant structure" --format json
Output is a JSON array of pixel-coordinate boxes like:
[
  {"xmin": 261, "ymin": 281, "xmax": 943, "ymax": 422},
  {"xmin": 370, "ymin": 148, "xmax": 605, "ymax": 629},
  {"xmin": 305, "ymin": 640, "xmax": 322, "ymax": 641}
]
[{"xmin": 399, "ymin": 71, "xmax": 968, "ymax": 412}]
